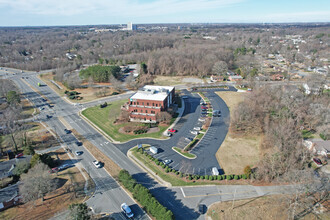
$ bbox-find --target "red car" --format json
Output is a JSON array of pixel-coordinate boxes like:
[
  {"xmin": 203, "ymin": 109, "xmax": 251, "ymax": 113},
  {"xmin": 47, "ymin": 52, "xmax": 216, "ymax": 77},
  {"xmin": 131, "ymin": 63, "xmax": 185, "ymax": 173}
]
[
  {"xmin": 168, "ymin": 128, "xmax": 177, "ymax": 133},
  {"xmin": 201, "ymin": 106, "xmax": 208, "ymax": 110},
  {"xmin": 49, "ymin": 167, "xmax": 59, "ymax": 173},
  {"xmin": 15, "ymin": 153, "xmax": 23, "ymax": 158},
  {"xmin": 313, "ymin": 158, "xmax": 322, "ymax": 166}
]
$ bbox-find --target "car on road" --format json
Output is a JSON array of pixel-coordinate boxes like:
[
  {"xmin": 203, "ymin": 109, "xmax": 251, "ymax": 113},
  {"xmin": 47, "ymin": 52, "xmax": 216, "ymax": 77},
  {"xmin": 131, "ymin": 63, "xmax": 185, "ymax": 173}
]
[
  {"xmin": 163, "ymin": 159, "xmax": 173, "ymax": 165},
  {"xmin": 185, "ymin": 137, "xmax": 193, "ymax": 142},
  {"xmin": 198, "ymin": 118, "xmax": 206, "ymax": 122},
  {"xmin": 190, "ymin": 130, "xmax": 199, "ymax": 135},
  {"xmin": 198, "ymin": 204, "xmax": 206, "ymax": 214},
  {"xmin": 168, "ymin": 128, "xmax": 177, "ymax": 133},
  {"xmin": 182, "ymin": 96, "xmax": 188, "ymax": 99},
  {"xmin": 76, "ymin": 141, "xmax": 83, "ymax": 146},
  {"xmin": 64, "ymin": 129, "xmax": 71, "ymax": 134},
  {"xmin": 75, "ymin": 151, "xmax": 83, "ymax": 156},
  {"xmin": 39, "ymin": 107, "xmax": 44, "ymax": 111},
  {"xmin": 121, "ymin": 203, "xmax": 134, "ymax": 218},
  {"xmin": 93, "ymin": 160, "xmax": 102, "ymax": 168},
  {"xmin": 313, "ymin": 158, "xmax": 322, "ymax": 166},
  {"xmin": 42, "ymin": 98, "xmax": 47, "ymax": 102},
  {"xmin": 46, "ymin": 115, "xmax": 52, "ymax": 119},
  {"xmin": 213, "ymin": 110, "xmax": 221, "ymax": 117},
  {"xmin": 193, "ymin": 127, "xmax": 201, "ymax": 131}
]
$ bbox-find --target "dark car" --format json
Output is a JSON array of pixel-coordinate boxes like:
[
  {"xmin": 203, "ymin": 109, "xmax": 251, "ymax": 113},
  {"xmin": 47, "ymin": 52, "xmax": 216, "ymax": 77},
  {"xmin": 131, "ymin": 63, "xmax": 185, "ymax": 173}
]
[
  {"xmin": 64, "ymin": 129, "xmax": 71, "ymax": 134},
  {"xmin": 15, "ymin": 153, "xmax": 24, "ymax": 158},
  {"xmin": 46, "ymin": 115, "xmax": 52, "ymax": 119},
  {"xmin": 76, "ymin": 141, "xmax": 83, "ymax": 146},
  {"xmin": 198, "ymin": 204, "xmax": 206, "ymax": 214}
]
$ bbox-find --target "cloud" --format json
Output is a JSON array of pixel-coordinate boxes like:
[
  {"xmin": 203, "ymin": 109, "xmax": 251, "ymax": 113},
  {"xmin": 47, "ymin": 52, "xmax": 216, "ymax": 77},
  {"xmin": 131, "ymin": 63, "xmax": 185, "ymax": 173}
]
[{"xmin": 0, "ymin": 0, "xmax": 245, "ymax": 17}]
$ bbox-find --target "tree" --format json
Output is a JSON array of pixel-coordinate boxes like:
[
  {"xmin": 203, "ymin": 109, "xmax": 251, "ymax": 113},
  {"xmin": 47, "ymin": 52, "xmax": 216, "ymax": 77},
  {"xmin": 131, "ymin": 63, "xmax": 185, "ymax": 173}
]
[
  {"xmin": 12, "ymin": 160, "xmax": 30, "ymax": 176},
  {"xmin": 23, "ymin": 145, "xmax": 35, "ymax": 156},
  {"xmin": 212, "ymin": 61, "xmax": 228, "ymax": 76},
  {"xmin": 156, "ymin": 112, "xmax": 172, "ymax": 124},
  {"xmin": 244, "ymin": 165, "xmax": 252, "ymax": 177},
  {"xmin": 19, "ymin": 162, "xmax": 57, "ymax": 202},
  {"xmin": 6, "ymin": 91, "xmax": 20, "ymax": 105},
  {"xmin": 68, "ymin": 203, "xmax": 91, "ymax": 220}
]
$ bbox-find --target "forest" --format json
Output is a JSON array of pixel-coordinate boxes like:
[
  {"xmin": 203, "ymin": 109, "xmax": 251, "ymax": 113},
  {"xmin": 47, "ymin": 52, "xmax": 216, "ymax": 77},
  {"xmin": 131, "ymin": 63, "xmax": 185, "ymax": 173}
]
[{"xmin": 0, "ymin": 23, "xmax": 329, "ymax": 82}]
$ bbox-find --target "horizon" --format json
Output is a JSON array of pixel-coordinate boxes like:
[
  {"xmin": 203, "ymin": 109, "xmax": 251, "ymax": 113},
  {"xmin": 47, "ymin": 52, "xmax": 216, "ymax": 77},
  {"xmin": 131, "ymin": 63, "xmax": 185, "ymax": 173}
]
[{"xmin": 0, "ymin": 0, "xmax": 329, "ymax": 26}]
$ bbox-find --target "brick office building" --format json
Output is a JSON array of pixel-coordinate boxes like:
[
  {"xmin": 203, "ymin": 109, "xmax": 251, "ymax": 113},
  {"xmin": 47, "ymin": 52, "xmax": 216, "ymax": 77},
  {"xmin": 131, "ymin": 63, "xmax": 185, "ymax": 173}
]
[{"xmin": 127, "ymin": 85, "xmax": 175, "ymax": 123}]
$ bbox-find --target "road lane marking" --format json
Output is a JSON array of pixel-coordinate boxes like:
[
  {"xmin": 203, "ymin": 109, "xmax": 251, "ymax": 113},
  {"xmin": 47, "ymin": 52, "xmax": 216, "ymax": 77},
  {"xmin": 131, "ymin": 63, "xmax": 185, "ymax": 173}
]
[{"xmin": 180, "ymin": 187, "xmax": 186, "ymax": 197}]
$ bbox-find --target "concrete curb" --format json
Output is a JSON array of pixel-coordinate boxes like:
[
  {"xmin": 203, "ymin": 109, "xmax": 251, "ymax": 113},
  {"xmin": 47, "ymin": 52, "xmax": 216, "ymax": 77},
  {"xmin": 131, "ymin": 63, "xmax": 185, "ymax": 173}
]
[
  {"xmin": 127, "ymin": 148, "xmax": 172, "ymax": 187},
  {"xmin": 172, "ymin": 147, "xmax": 196, "ymax": 159}
]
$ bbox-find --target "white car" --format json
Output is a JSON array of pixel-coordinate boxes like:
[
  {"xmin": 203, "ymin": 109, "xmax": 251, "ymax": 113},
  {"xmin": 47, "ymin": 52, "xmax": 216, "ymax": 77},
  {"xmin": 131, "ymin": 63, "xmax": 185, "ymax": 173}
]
[
  {"xmin": 193, "ymin": 127, "xmax": 201, "ymax": 131},
  {"xmin": 75, "ymin": 151, "xmax": 83, "ymax": 156},
  {"xmin": 121, "ymin": 203, "xmax": 134, "ymax": 218},
  {"xmin": 164, "ymin": 132, "xmax": 172, "ymax": 137},
  {"xmin": 185, "ymin": 137, "xmax": 193, "ymax": 142},
  {"xmin": 163, "ymin": 159, "xmax": 173, "ymax": 165},
  {"xmin": 93, "ymin": 160, "xmax": 102, "ymax": 168},
  {"xmin": 190, "ymin": 130, "xmax": 199, "ymax": 135},
  {"xmin": 198, "ymin": 118, "xmax": 206, "ymax": 122}
]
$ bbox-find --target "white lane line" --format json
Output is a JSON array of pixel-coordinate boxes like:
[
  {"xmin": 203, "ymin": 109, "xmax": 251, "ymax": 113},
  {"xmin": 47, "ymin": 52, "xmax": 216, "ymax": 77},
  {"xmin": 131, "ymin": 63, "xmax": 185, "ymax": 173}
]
[{"xmin": 180, "ymin": 187, "xmax": 186, "ymax": 198}]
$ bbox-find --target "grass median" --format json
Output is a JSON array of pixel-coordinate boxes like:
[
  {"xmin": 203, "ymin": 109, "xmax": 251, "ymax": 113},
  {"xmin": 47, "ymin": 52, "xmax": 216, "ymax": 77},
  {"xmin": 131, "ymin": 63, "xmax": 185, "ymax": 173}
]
[{"xmin": 81, "ymin": 99, "xmax": 168, "ymax": 142}]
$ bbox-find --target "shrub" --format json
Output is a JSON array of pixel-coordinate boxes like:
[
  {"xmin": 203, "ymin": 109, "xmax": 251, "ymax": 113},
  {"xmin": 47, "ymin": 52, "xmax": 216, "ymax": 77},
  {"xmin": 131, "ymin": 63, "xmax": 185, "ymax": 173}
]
[
  {"xmin": 234, "ymin": 175, "xmax": 239, "ymax": 180},
  {"xmin": 200, "ymin": 175, "xmax": 204, "ymax": 180},
  {"xmin": 188, "ymin": 175, "xmax": 192, "ymax": 180},
  {"xmin": 180, "ymin": 173, "xmax": 184, "ymax": 178},
  {"xmin": 100, "ymin": 102, "xmax": 108, "ymax": 108},
  {"xmin": 194, "ymin": 175, "xmax": 199, "ymax": 180},
  {"xmin": 176, "ymin": 171, "xmax": 179, "ymax": 175},
  {"xmin": 227, "ymin": 175, "xmax": 232, "ymax": 180},
  {"xmin": 165, "ymin": 168, "xmax": 169, "ymax": 173},
  {"xmin": 242, "ymin": 174, "xmax": 247, "ymax": 179},
  {"xmin": 244, "ymin": 165, "xmax": 252, "ymax": 177},
  {"xmin": 155, "ymin": 161, "xmax": 160, "ymax": 166},
  {"xmin": 221, "ymin": 175, "xmax": 226, "ymax": 180},
  {"xmin": 208, "ymin": 176, "xmax": 213, "ymax": 181},
  {"xmin": 217, "ymin": 175, "xmax": 222, "ymax": 181},
  {"xmin": 204, "ymin": 175, "xmax": 209, "ymax": 179}
]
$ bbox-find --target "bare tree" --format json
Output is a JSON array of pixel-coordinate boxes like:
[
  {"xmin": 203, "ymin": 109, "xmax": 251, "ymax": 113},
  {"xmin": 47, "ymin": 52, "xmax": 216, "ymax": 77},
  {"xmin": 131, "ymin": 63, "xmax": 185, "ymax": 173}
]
[
  {"xmin": 212, "ymin": 61, "xmax": 228, "ymax": 75},
  {"xmin": 19, "ymin": 162, "xmax": 57, "ymax": 203},
  {"xmin": 156, "ymin": 112, "xmax": 172, "ymax": 124}
]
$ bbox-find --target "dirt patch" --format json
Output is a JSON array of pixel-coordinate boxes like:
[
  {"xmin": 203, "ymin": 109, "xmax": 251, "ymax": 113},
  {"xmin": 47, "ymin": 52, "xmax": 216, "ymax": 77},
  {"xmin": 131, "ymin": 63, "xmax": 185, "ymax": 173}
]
[
  {"xmin": 27, "ymin": 123, "xmax": 59, "ymax": 151},
  {"xmin": 207, "ymin": 194, "xmax": 328, "ymax": 220},
  {"xmin": 215, "ymin": 92, "xmax": 261, "ymax": 174}
]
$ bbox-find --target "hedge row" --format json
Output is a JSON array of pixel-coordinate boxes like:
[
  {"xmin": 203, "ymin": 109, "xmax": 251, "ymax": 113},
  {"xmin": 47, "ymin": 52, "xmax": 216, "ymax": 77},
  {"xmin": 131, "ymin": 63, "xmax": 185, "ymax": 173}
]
[
  {"xmin": 184, "ymin": 139, "xmax": 199, "ymax": 151},
  {"xmin": 118, "ymin": 170, "xmax": 174, "ymax": 220},
  {"xmin": 137, "ymin": 148, "xmax": 250, "ymax": 182}
]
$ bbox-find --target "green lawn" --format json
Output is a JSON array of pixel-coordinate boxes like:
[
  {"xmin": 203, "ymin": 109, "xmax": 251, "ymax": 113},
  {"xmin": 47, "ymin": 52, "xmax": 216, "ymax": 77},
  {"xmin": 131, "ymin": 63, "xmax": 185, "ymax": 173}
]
[{"xmin": 82, "ymin": 99, "xmax": 168, "ymax": 142}]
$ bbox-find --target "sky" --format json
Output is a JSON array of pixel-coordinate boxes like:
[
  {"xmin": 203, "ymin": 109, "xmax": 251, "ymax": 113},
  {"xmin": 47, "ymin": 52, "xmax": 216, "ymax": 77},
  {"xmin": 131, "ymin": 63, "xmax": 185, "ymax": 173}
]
[{"xmin": 0, "ymin": 0, "xmax": 329, "ymax": 26}]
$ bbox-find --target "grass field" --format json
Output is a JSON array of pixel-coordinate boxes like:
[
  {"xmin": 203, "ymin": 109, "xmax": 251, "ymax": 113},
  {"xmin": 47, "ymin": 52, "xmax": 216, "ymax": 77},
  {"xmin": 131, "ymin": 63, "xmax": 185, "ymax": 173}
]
[
  {"xmin": 82, "ymin": 99, "xmax": 167, "ymax": 142},
  {"xmin": 207, "ymin": 194, "xmax": 327, "ymax": 220},
  {"xmin": 215, "ymin": 92, "xmax": 261, "ymax": 174},
  {"xmin": 153, "ymin": 76, "xmax": 185, "ymax": 86}
]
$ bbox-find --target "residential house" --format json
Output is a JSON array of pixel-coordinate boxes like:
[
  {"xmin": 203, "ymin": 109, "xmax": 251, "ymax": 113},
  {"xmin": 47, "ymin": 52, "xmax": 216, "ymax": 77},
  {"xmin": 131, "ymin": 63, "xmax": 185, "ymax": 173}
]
[
  {"xmin": 272, "ymin": 74, "xmax": 285, "ymax": 81},
  {"xmin": 228, "ymin": 75, "xmax": 243, "ymax": 81},
  {"xmin": 0, "ymin": 183, "xmax": 20, "ymax": 211},
  {"xmin": 210, "ymin": 75, "xmax": 224, "ymax": 82},
  {"xmin": 304, "ymin": 139, "xmax": 330, "ymax": 157}
]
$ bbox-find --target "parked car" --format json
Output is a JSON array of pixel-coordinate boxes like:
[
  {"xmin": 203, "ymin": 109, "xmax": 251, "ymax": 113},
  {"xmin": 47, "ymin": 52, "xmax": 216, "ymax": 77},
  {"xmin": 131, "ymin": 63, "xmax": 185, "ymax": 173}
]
[
  {"xmin": 163, "ymin": 159, "xmax": 173, "ymax": 165},
  {"xmin": 190, "ymin": 130, "xmax": 199, "ymax": 135},
  {"xmin": 182, "ymin": 96, "xmax": 188, "ymax": 99},
  {"xmin": 200, "ymin": 102, "xmax": 206, "ymax": 105},
  {"xmin": 168, "ymin": 128, "xmax": 177, "ymax": 133},
  {"xmin": 64, "ymin": 129, "xmax": 71, "ymax": 134},
  {"xmin": 313, "ymin": 158, "xmax": 322, "ymax": 166},
  {"xmin": 76, "ymin": 141, "xmax": 83, "ymax": 146},
  {"xmin": 39, "ymin": 107, "xmax": 44, "ymax": 111},
  {"xmin": 198, "ymin": 118, "xmax": 206, "ymax": 122},
  {"xmin": 46, "ymin": 115, "xmax": 52, "ymax": 119},
  {"xmin": 75, "ymin": 151, "xmax": 83, "ymax": 156},
  {"xmin": 212, "ymin": 167, "xmax": 219, "ymax": 175},
  {"xmin": 193, "ymin": 127, "xmax": 201, "ymax": 131},
  {"xmin": 93, "ymin": 160, "xmax": 102, "ymax": 168},
  {"xmin": 150, "ymin": 146, "xmax": 158, "ymax": 154},
  {"xmin": 15, "ymin": 153, "xmax": 23, "ymax": 158},
  {"xmin": 121, "ymin": 203, "xmax": 134, "ymax": 218},
  {"xmin": 185, "ymin": 137, "xmax": 193, "ymax": 142},
  {"xmin": 201, "ymin": 106, "xmax": 208, "ymax": 110},
  {"xmin": 49, "ymin": 167, "xmax": 59, "ymax": 173},
  {"xmin": 164, "ymin": 132, "xmax": 172, "ymax": 137}
]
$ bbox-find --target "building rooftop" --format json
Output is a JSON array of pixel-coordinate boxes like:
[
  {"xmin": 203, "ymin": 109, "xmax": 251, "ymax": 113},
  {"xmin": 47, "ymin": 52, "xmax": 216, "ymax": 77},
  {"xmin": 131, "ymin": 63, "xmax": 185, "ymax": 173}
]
[{"xmin": 130, "ymin": 85, "xmax": 174, "ymax": 102}]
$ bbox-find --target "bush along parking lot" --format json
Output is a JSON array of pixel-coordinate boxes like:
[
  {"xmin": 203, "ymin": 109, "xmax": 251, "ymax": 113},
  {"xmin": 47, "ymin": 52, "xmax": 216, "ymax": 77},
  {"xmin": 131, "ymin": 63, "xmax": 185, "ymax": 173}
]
[
  {"xmin": 118, "ymin": 169, "xmax": 174, "ymax": 220},
  {"xmin": 134, "ymin": 147, "xmax": 251, "ymax": 186}
]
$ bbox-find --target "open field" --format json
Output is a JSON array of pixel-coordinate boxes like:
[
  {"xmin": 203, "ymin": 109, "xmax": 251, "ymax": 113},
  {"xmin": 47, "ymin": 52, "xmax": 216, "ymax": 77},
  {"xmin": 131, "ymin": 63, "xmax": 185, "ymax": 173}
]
[
  {"xmin": 0, "ymin": 148, "xmax": 94, "ymax": 220},
  {"xmin": 39, "ymin": 73, "xmax": 121, "ymax": 103},
  {"xmin": 207, "ymin": 194, "xmax": 328, "ymax": 220},
  {"xmin": 20, "ymin": 98, "xmax": 35, "ymax": 119},
  {"xmin": 153, "ymin": 76, "xmax": 186, "ymax": 86},
  {"xmin": 82, "ymin": 99, "xmax": 168, "ymax": 142},
  {"xmin": 215, "ymin": 92, "xmax": 261, "ymax": 174}
]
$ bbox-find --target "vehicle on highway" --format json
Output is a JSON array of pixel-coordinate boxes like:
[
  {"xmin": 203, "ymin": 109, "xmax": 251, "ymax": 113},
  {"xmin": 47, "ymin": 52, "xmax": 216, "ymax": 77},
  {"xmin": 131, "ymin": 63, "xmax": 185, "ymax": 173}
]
[
  {"xmin": 76, "ymin": 141, "xmax": 83, "ymax": 146},
  {"xmin": 190, "ymin": 130, "xmax": 199, "ymax": 135},
  {"xmin": 93, "ymin": 160, "xmax": 102, "ymax": 168},
  {"xmin": 168, "ymin": 128, "xmax": 177, "ymax": 133},
  {"xmin": 212, "ymin": 167, "xmax": 219, "ymax": 175},
  {"xmin": 198, "ymin": 204, "xmax": 206, "ymax": 214},
  {"xmin": 185, "ymin": 137, "xmax": 193, "ymax": 142},
  {"xmin": 46, "ymin": 115, "xmax": 52, "ymax": 119},
  {"xmin": 75, "ymin": 151, "xmax": 83, "ymax": 156},
  {"xmin": 198, "ymin": 118, "xmax": 206, "ymax": 122},
  {"xmin": 39, "ymin": 107, "xmax": 44, "ymax": 111},
  {"xmin": 42, "ymin": 98, "xmax": 47, "ymax": 102},
  {"xmin": 150, "ymin": 146, "xmax": 158, "ymax": 154},
  {"xmin": 193, "ymin": 127, "xmax": 201, "ymax": 131},
  {"xmin": 121, "ymin": 203, "xmax": 134, "ymax": 218},
  {"xmin": 213, "ymin": 110, "xmax": 221, "ymax": 117},
  {"xmin": 64, "ymin": 129, "xmax": 71, "ymax": 134},
  {"xmin": 313, "ymin": 158, "xmax": 322, "ymax": 167},
  {"xmin": 163, "ymin": 159, "xmax": 173, "ymax": 165}
]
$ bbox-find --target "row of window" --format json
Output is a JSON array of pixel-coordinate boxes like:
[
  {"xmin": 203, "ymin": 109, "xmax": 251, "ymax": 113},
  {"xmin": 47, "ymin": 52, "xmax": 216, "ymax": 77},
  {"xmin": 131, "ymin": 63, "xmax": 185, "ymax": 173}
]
[
  {"xmin": 130, "ymin": 101, "xmax": 161, "ymax": 108},
  {"xmin": 132, "ymin": 109, "xmax": 155, "ymax": 114}
]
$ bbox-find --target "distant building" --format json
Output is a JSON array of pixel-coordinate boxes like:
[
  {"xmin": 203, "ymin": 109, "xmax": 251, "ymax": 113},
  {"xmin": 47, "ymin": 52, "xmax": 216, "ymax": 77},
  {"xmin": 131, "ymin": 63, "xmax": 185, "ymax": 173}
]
[
  {"xmin": 127, "ymin": 22, "xmax": 137, "ymax": 31},
  {"xmin": 228, "ymin": 75, "xmax": 243, "ymax": 81},
  {"xmin": 210, "ymin": 75, "xmax": 224, "ymax": 82},
  {"xmin": 304, "ymin": 139, "xmax": 330, "ymax": 157},
  {"xmin": 127, "ymin": 85, "xmax": 175, "ymax": 123},
  {"xmin": 271, "ymin": 74, "xmax": 285, "ymax": 81}
]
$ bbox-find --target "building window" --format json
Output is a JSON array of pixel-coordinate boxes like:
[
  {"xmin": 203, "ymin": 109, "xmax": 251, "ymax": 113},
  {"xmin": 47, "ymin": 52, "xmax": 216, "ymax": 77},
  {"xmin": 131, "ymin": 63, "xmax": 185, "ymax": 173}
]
[
  {"xmin": 137, "ymin": 102, "xmax": 139, "ymax": 105},
  {"xmin": 142, "ymin": 102, "xmax": 144, "ymax": 105},
  {"xmin": 152, "ymin": 103, "xmax": 154, "ymax": 106},
  {"xmin": 156, "ymin": 104, "xmax": 158, "ymax": 107},
  {"xmin": 151, "ymin": 110, "xmax": 155, "ymax": 114},
  {"xmin": 147, "ymin": 102, "xmax": 149, "ymax": 106},
  {"xmin": 146, "ymin": 110, "xmax": 148, "ymax": 113}
]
